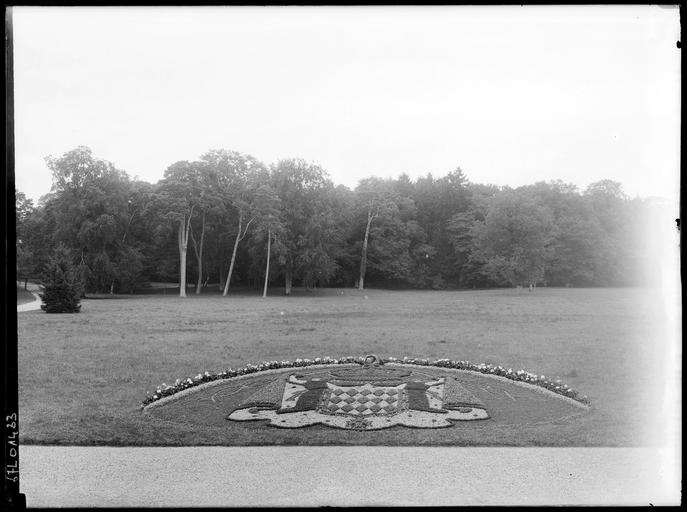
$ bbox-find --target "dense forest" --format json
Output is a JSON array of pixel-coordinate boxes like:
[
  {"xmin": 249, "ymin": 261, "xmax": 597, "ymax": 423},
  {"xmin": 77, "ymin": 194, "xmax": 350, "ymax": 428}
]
[{"xmin": 15, "ymin": 146, "xmax": 658, "ymax": 295}]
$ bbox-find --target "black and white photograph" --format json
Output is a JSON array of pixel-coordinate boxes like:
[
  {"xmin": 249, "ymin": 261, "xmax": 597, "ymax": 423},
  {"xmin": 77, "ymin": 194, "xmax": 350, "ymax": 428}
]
[{"xmin": 5, "ymin": 5, "xmax": 681, "ymax": 507}]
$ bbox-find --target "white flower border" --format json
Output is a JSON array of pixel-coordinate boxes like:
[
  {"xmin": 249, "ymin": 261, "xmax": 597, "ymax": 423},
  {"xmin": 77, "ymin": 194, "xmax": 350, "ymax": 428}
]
[{"xmin": 141, "ymin": 356, "xmax": 590, "ymax": 410}]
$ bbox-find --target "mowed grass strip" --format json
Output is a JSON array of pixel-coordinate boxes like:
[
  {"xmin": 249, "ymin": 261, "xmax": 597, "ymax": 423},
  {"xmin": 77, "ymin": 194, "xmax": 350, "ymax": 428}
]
[{"xmin": 17, "ymin": 287, "xmax": 669, "ymax": 446}]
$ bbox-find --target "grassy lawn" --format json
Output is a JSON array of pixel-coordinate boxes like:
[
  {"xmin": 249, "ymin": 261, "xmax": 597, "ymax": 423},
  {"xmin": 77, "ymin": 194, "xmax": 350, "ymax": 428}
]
[
  {"xmin": 16, "ymin": 286, "xmax": 37, "ymax": 306},
  {"xmin": 17, "ymin": 287, "xmax": 671, "ymax": 446}
]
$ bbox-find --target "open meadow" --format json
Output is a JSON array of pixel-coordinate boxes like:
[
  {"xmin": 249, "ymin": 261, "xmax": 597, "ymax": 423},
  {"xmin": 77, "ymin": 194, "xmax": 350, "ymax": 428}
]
[{"xmin": 17, "ymin": 287, "xmax": 672, "ymax": 446}]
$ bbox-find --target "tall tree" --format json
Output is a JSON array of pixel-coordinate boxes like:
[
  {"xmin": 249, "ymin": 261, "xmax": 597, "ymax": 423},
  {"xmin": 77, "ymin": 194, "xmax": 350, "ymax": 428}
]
[
  {"xmin": 522, "ymin": 181, "xmax": 602, "ymax": 286},
  {"xmin": 583, "ymin": 180, "xmax": 636, "ymax": 285},
  {"xmin": 250, "ymin": 184, "xmax": 284, "ymax": 297},
  {"xmin": 15, "ymin": 190, "xmax": 34, "ymax": 240},
  {"xmin": 201, "ymin": 149, "xmax": 267, "ymax": 296},
  {"xmin": 445, "ymin": 182, "xmax": 501, "ymax": 287},
  {"xmin": 16, "ymin": 190, "xmax": 36, "ymax": 288},
  {"xmin": 43, "ymin": 146, "xmax": 145, "ymax": 294},
  {"xmin": 410, "ymin": 168, "xmax": 471, "ymax": 287},
  {"xmin": 327, "ymin": 185, "xmax": 357, "ymax": 286},
  {"xmin": 188, "ymin": 211, "xmax": 206, "ymax": 294},
  {"xmin": 271, "ymin": 158, "xmax": 333, "ymax": 295},
  {"xmin": 295, "ymin": 188, "xmax": 344, "ymax": 290},
  {"xmin": 117, "ymin": 180, "xmax": 156, "ymax": 293},
  {"xmin": 188, "ymin": 172, "xmax": 223, "ymax": 294},
  {"xmin": 472, "ymin": 188, "xmax": 555, "ymax": 288},
  {"xmin": 17, "ymin": 195, "xmax": 58, "ymax": 288},
  {"xmin": 157, "ymin": 160, "xmax": 208, "ymax": 297},
  {"xmin": 356, "ymin": 193, "xmax": 432, "ymax": 288},
  {"xmin": 354, "ymin": 177, "xmax": 398, "ymax": 290}
]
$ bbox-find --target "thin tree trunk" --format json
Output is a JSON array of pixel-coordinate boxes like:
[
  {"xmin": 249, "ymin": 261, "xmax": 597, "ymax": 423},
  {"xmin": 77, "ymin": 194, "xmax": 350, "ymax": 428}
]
[
  {"xmin": 223, "ymin": 215, "xmax": 242, "ymax": 297},
  {"xmin": 113, "ymin": 209, "xmax": 137, "ymax": 296},
  {"xmin": 219, "ymin": 262, "xmax": 225, "ymax": 292},
  {"xmin": 178, "ymin": 206, "xmax": 194, "ymax": 298},
  {"xmin": 223, "ymin": 239, "xmax": 239, "ymax": 296},
  {"xmin": 358, "ymin": 207, "xmax": 374, "ymax": 291},
  {"xmin": 263, "ymin": 228, "xmax": 271, "ymax": 298},
  {"xmin": 285, "ymin": 267, "xmax": 292, "ymax": 296},
  {"xmin": 79, "ymin": 252, "xmax": 88, "ymax": 298},
  {"xmin": 191, "ymin": 212, "xmax": 206, "ymax": 295},
  {"xmin": 223, "ymin": 213, "xmax": 255, "ymax": 296},
  {"xmin": 179, "ymin": 222, "xmax": 187, "ymax": 298},
  {"xmin": 24, "ymin": 278, "xmax": 28, "ymax": 290}
]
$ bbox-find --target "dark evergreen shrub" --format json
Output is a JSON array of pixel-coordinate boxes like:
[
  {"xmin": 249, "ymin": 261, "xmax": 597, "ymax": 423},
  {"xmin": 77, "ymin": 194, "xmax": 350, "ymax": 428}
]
[{"xmin": 39, "ymin": 244, "xmax": 84, "ymax": 313}]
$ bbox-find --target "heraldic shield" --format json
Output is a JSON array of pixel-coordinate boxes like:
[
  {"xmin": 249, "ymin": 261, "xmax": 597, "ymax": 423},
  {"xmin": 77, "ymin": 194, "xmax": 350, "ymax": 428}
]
[{"xmin": 228, "ymin": 355, "xmax": 489, "ymax": 430}]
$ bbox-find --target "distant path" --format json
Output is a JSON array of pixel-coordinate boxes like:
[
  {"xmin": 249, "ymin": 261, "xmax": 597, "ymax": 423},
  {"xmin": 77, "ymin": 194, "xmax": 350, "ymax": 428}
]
[{"xmin": 17, "ymin": 281, "xmax": 42, "ymax": 312}]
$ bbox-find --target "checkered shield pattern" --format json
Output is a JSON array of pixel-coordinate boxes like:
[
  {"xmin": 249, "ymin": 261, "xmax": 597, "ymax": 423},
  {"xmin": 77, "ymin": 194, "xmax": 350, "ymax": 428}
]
[{"xmin": 319, "ymin": 383, "xmax": 403, "ymax": 416}]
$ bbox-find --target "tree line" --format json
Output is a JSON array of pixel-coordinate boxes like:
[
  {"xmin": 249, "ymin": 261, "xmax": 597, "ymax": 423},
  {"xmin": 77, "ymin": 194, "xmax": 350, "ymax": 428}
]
[{"xmin": 15, "ymin": 146, "xmax": 652, "ymax": 296}]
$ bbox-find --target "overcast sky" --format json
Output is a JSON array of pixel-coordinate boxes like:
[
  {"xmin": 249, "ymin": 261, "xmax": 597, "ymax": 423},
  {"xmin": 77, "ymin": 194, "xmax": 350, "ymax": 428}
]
[{"xmin": 12, "ymin": 6, "xmax": 680, "ymax": 204}]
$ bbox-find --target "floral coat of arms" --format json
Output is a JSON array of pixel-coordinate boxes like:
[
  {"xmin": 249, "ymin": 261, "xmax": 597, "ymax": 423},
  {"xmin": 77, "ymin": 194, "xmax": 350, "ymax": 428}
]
[{"xmin": 228, "ymin": 356, "xmax": 489, "ymax": 430}]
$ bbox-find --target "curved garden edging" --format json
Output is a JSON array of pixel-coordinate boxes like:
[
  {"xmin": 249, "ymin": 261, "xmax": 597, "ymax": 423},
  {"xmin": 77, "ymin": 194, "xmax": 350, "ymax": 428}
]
[{"xmin": 142, "ymin": 356, "xmax": 590, "ymax": 410}]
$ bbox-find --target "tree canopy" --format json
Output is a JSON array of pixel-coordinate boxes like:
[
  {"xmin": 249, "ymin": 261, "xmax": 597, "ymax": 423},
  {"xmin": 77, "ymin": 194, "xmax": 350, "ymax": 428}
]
[{"xmin": 17, "ymin": 146, "xmax": 652, "ymax": 294}]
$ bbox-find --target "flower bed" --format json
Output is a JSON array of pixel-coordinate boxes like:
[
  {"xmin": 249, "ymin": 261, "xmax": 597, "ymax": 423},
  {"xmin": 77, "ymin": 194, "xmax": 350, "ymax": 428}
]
[{"xmin": 141, "ymin": 355, "xmax": 590, "ymax": 408}]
